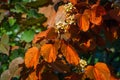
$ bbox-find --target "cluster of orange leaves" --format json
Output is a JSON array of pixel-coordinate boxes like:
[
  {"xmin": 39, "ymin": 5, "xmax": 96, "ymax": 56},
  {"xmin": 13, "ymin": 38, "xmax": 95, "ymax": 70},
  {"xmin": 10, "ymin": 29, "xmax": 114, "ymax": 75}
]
[{"xmin": 23, "ymin": 0, "xmax": 120, "ymax": 80}]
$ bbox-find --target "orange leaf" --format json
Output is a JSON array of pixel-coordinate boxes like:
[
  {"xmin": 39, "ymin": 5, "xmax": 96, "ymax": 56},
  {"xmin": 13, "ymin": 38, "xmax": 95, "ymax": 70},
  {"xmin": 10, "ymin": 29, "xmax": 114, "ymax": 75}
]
[
  {"xmin": 84, "ymin": 66, "xmax": 95, "ymax": 79},
  {"xmin": 84, "ymin": 62, "xmax": 111, "ymax": 80},
  {"xmin": 26, "ymin": 71, "xmax": 38, "ymax": 80},
  {"xmin": 90, "ymin": 5, "xmax": 106, "ymax": 25},
  {"xmin": 25, "ymin": 47, "xmax": 40, "ymax": 69},
  {"xmin": 94, "ymin": 62, "xmax": 111, "ymax": 80},
  {"xmin": 33, "ymin": 28, "xmax": 57, "ymax": 44},
  {"xmin": 80, "ymin": 38, "xmax": 96, "ymax": 52},
  {"xmin": 78, "ymin": 14, "xmax": 90, "ymax": 32},
  {"xmin": 69, "ymin": 0, "xmax": 77, "ymax": 5},
  {"xmin": 61, "ymin": 43, "xmax": 80, "ymax": 65},
  {"xmin": 40, "ymin": 44, "xmax": 57, "ymax": 63}
]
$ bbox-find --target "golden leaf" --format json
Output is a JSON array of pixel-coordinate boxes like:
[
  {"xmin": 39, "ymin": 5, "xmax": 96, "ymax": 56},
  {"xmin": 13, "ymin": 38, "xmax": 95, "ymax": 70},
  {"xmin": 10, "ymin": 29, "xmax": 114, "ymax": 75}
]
[
  {"xmin": 25, "ymin": 47, "xmax": 40, "ymax": 69},
  {"xmin": 40, "ymin": 44, "xmax": 57, "ymax": 63},
  {"xmin": 61, "ymin": 43, "xmax": 80, "ymax": 65}
]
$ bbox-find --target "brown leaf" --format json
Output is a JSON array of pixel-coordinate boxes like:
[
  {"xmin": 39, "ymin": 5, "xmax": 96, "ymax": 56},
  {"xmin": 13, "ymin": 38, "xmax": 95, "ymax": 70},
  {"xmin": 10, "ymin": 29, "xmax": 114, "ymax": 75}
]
[
  {"xmin": 96, "ymin": 36, "xmax": 106, "ymax": 47},
  {"xmin": 50, "ymin": 60, "xmax": 70, "ymax": 73},
  {"xmin": 40, "ymin": 44, "xmax": 57, "ymax": 63},
  {"xmin": 84, "ymin": 62, "xmax": 111, "ymax": 80},
  {"xmin": 38, "ymin": 5, "xmax": 56, "ymax": 27},
  {"xmin": 41, "ymin": 71, "xmax": 59, "ymax": 80},
  {"xmin": 25, "ymin": 47, "xmax": 40, "ymax": 69},
  {"xmin": 61, "ymin": 43, "xmax": 80, "ymax": 65},
  {"xmin": 65, "ymin": 73, "xmax": 82, "ymax": 80},
  {"xmin": 109, "ymin": 9, "xmax": 120, "ymax": 22}
]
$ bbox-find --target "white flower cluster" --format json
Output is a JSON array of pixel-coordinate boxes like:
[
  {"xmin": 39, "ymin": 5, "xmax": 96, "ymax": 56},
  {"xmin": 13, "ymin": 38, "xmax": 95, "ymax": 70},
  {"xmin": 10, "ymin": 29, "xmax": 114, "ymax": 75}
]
[
  {"xmin": 79, "ymin": 59, "xmax": 87, "ymax": 68},
  {"xmin": 55, "ymin": 3, "xmax": 76, "ymax": 33},
  {"xmin": 64, "ymin": 3, "xmax": 76, "ymax": 13}
]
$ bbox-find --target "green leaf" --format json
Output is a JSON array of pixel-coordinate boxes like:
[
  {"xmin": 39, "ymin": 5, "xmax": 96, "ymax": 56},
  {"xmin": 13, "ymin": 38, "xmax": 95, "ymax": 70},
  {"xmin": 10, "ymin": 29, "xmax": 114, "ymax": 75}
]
[
  {"xmin": 11, "ymin": 3, "xmax": 27, "ymax": 13},
  {"xmin": 0, "ymin": 13, "xmax": 5, "ymax": 23},
  {"xmin": 27, "ymin": 9, "xmax": 41, "ymax": 18},
  {"xmin": 21, "ymin": 30, "xmax": 35, "ymax": 42},
  {"xmin": 26, "ymin": 0, "xmax": 50, "ymax": 8},
  {"xmin": 21, "ymin": 15, "xmax": 46, "ymax": 26},
  {"xmin": 8, "ymin": 17, "xmax": 16, "ymax": 26}
]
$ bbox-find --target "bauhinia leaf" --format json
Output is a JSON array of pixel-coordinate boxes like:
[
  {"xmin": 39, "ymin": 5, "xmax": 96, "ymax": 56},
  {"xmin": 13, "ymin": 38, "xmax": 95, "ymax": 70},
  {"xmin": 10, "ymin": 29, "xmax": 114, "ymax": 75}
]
[
  {"xmin": 25, "ymin": 47, "xmax": 40, "ymax": 69},
  {"xmin": 78, "ymin": 14, "xmax": 90, "ymax": 32},
  {"xmin": 90, "ymin": 5, "xmax": 106, "ymax": 25},
  {"xmin": 69, "ymin": 0, "xmax": 77, "ymax": 5},
  {"xmin": 40, "ymin": 44, "xmax": 57, "ymax": 63},
  {"xmin": 26, "ymin": 71, "xmax": 38, "ymax": 80},
  {"xmin": 61, "ymin": 43, "xmax": 80, "ymax": 65},
  {"xmin": 84, "ymin": 62, "xmax": 111, "ymax": 80},
  {"xmin": 33, "ymin": 27, "xmax": 57, "ymax": 43}
]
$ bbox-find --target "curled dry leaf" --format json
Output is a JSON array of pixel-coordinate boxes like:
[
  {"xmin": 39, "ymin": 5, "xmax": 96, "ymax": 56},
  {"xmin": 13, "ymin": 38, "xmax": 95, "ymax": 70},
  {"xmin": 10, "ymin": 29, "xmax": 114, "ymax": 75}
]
[
  {"xmin": 84, "ymin": 62, "xmax": 111, "ymax": 80},
  {"xmin": 61, "ymin": 43, "xmax": 80, "ymax": 65},
  {"xmin": 9, "ymin": 57, "xmax": 24, "ymax": 76},
  {"xmin": 40, "ymin": 44, "xmax": 57, "ymax": 63},
  {"xmin": 0, "ymin": 57, "xmax": 24, "ymax": 80},
  {"xmin": 0, "ymin": 70, "xmax": 11, "ymax": 80},
  {"xmin": 25, "ymin": 47, "xmax": 40, "ymax": 69}
]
